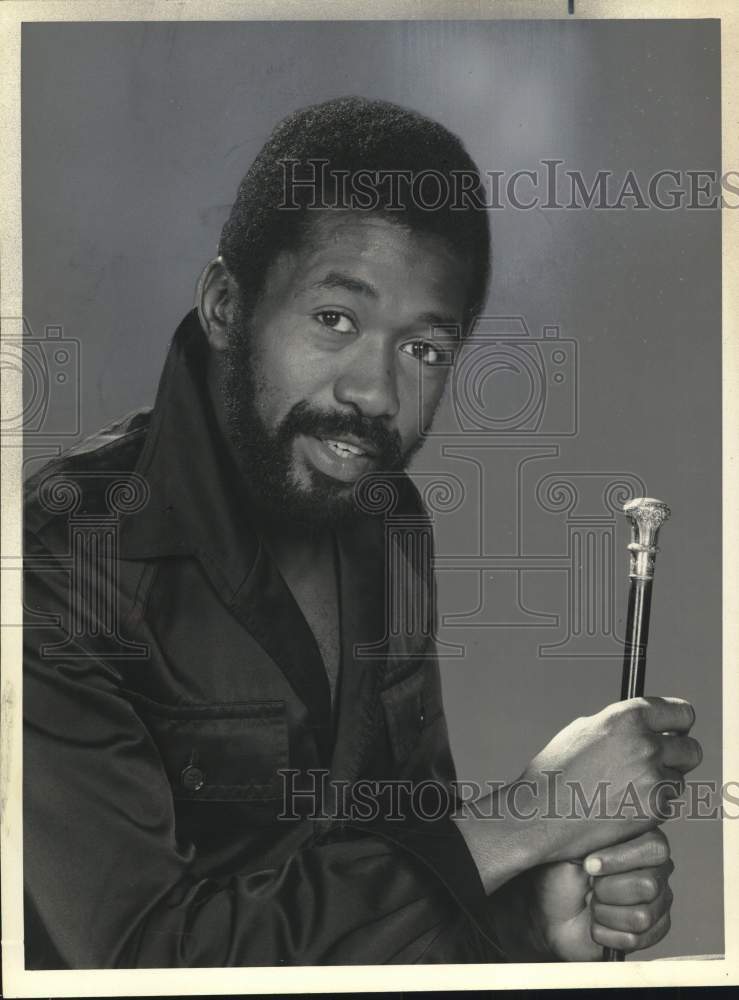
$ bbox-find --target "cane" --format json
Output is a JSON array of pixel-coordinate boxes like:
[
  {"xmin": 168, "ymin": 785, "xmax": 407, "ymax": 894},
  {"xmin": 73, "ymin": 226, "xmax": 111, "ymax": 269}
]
[{"xmin": 603, "ymin": 496, "xmax": 671, "ymax": 962}]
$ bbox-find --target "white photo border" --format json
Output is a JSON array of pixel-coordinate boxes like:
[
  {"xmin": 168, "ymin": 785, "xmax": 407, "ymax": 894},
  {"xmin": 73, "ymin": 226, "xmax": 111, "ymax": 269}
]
[{"xmin": 1, "ymin": 0, "xmax": 736, "ymax": 994}]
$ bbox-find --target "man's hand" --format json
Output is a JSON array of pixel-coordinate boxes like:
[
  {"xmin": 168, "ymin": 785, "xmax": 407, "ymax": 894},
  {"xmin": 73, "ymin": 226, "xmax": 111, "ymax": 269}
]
[
  {"xmin": 453, "ymin": 696, "xmax": 700, "ymax": 898},
  {"xmin": 520, "ymin": 696, "xmax": 701, "ymax": 865},
  {"xmin": 532, "ymin": 829, "xmax": 675, "ymax": 960},
  {"xmin": 493, "ymin": 829, "xmax": 675, "ymax": 962}
]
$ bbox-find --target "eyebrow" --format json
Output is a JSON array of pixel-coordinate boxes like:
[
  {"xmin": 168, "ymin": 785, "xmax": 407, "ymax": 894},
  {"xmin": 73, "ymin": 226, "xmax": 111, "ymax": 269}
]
[
  {"xmin": 310, "ymin": 271, "xmax": 379, "ymax": 298},
  {"xmin": 309, "ymin": 270, "xmax": 462, "ymax": 334}
]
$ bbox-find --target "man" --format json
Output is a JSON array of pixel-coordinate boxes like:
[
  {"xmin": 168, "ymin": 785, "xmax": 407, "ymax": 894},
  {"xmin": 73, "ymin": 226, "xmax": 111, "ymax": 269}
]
[{"xmin": 23, "ymin": 97, "xmax": 701, "ymax": 968}]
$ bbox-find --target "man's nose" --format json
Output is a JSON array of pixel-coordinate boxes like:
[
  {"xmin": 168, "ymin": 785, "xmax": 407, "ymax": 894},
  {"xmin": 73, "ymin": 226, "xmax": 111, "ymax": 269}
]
[{"xmin": 333, "ymin": 339, "xmax": 401, "ymax": 420}]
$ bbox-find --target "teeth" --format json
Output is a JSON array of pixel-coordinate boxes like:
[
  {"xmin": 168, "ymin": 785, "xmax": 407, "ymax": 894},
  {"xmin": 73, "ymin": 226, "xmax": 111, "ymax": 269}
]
[{"xmin": 325, "ymin": 439, "xmax": 365, "ymax": 457}]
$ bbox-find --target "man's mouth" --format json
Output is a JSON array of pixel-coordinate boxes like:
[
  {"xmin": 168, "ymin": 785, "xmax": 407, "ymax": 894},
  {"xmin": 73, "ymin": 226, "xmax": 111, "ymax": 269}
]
[
  {"xmin": 321, "ymin": 436, "xmax": 376, "ymax": 459},
  {"xmin": 298, "ymin": 434, "xmax": 380, "ymax": 483}
]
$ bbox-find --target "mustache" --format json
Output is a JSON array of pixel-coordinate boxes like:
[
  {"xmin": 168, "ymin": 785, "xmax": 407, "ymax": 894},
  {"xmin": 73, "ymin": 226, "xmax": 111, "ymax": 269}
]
[{"xmin": 279, "ymin": 401, "xmax": 404, "ymax": 469}]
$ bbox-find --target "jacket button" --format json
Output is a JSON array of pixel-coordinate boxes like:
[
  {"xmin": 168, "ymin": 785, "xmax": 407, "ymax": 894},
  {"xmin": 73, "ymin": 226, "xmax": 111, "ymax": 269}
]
[{"xmin": 180, "ymin": 764, "xmax": 205, "ymax": 792}]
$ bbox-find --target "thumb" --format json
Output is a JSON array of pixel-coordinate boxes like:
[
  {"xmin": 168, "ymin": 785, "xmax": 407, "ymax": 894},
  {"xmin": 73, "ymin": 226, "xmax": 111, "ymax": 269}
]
[{"xmin": 537, "ymin": 860, "xmax": 591, "ymax": 923}]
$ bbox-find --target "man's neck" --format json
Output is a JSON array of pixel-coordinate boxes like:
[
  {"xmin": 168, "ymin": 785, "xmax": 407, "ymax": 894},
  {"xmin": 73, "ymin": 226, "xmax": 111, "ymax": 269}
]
[{"xmin": 259, "ymin": 518, "xmax": 333, "ymax": 578}]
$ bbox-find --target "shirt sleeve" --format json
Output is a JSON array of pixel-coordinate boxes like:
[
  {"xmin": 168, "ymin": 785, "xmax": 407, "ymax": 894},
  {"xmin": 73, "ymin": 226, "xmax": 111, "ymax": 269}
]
[{"xmin": 23, "ymin": 536, "xmax": 505, "ymax": 969}]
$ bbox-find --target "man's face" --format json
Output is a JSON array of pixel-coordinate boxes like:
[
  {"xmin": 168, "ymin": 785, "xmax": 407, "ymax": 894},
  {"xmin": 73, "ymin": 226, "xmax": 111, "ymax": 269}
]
[{"xmin": 221, "ymin": 211, "xmax": 469, "ymax": 526}]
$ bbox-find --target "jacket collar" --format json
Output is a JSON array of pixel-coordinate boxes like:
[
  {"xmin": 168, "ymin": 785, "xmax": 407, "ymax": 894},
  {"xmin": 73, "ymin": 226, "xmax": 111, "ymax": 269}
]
[{"xmin": 119, "ymin": 309, "xmax": 259, "ymax": 593}]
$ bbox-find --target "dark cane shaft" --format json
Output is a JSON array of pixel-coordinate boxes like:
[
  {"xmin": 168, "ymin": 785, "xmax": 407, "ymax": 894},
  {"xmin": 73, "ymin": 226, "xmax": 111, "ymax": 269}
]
[
  {"xmin": 620, "ymin": 577, "xmax": 653, "ymax": 701},
  {"xmin": 603, "ymin": 498, "xmax": 670, "ymax": 962}
]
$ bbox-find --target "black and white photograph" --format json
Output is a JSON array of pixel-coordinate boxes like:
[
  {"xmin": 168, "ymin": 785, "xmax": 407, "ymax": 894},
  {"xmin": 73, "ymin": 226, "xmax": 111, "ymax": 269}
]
[{"xmin": 1, "ymin": 1, "xmax": 737, "ymax": 995}]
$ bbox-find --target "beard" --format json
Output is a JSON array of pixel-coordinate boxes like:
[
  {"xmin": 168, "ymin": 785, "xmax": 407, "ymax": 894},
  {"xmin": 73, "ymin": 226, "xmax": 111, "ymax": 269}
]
[{"xmin": 220, "ymin": 305, "xmax": 421, "ymax": 529}]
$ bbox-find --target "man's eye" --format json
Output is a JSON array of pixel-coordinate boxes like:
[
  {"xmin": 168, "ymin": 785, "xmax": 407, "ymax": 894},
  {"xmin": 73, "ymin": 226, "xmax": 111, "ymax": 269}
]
[
  {"xmin": 400, "ymin": 341, "xmax": 453, "ymax": 367},
  {"xmin": 315, "ymin": 311, "xmax": 357, "ymax": 335}
]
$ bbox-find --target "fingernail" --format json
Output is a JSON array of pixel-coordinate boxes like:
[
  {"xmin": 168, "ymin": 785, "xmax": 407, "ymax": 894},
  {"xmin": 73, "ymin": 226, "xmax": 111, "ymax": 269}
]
[{"xmin": 585, "ymin": 857, "xmax": 602, "ymax": 875}]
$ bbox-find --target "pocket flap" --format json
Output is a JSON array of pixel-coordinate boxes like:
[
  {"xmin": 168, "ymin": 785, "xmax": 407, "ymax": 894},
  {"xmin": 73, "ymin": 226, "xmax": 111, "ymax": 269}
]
[
  {"xmin": 380, "ymin": 668, "xmax": 442, "ymax": 763},
  {"xmin": 131, "ymin": 698, "xmax": 289, "ymax": 802}
]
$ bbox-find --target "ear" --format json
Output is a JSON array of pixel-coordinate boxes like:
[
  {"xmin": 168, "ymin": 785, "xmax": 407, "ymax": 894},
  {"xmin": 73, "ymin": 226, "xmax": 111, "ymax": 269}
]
[{"xmin": 196, "ymin": 256, "xmax": 239, "ymax": 352}]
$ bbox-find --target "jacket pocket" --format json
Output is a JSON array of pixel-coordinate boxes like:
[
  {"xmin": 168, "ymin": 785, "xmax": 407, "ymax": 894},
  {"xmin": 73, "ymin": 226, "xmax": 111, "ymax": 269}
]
[
  {"xmin": 129, "ymin": 696, "xmax": 289, "ymax": 802},
  {"xmin": 379, "ymin": 665, "xmax": 445, "ymax": 765}
]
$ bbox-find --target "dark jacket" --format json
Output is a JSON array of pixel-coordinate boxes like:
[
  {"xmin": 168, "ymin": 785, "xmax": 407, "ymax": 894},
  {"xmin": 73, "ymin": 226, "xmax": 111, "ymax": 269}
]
[{"xmin": 23, "ymin": 310, "xmax": 506, "ymax": 968}]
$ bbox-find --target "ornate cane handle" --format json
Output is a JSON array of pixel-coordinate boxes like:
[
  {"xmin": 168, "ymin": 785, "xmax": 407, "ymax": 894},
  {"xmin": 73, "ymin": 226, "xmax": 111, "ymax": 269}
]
[{"xmin": 624, "ymin": 497, "xmax": 671, "ymax": 581}]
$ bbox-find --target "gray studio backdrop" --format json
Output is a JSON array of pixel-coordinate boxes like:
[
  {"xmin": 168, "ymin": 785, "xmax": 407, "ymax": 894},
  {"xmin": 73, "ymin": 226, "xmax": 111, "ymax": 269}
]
[{"xmin": 22, "ymin": 20, "xmax": 722, "ymax": 959}]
